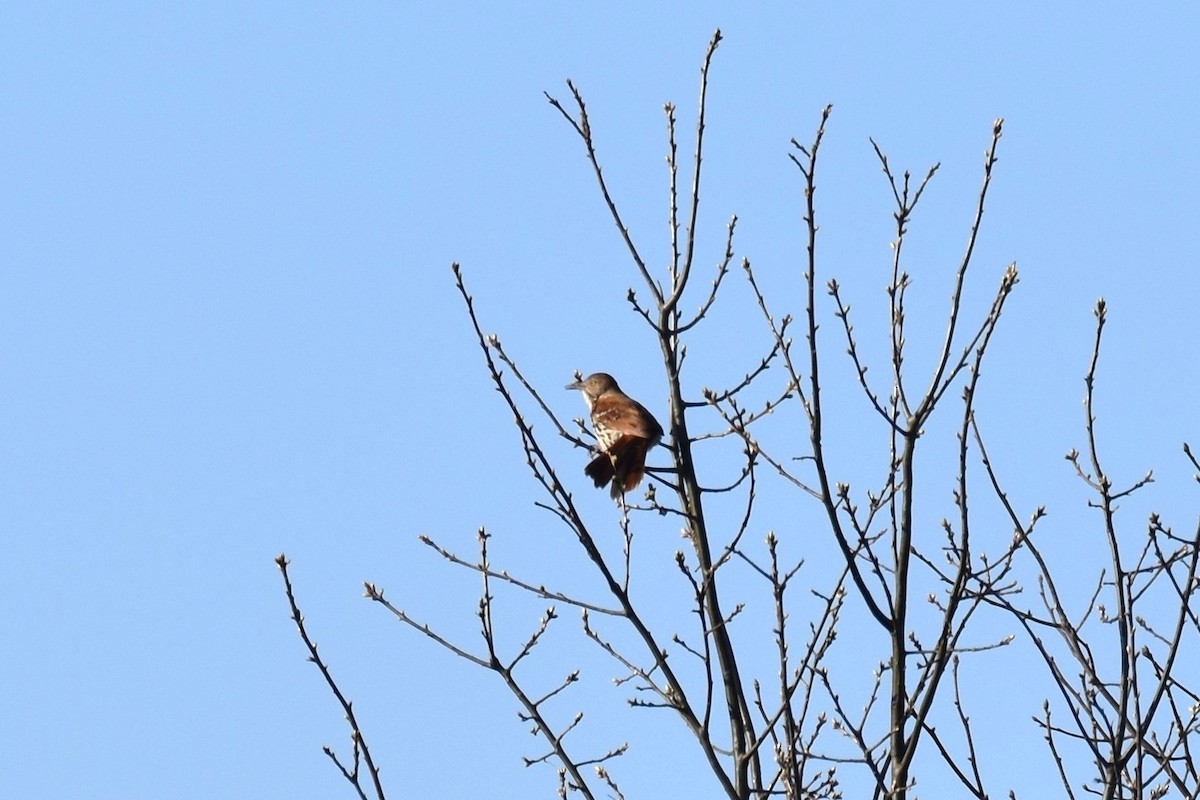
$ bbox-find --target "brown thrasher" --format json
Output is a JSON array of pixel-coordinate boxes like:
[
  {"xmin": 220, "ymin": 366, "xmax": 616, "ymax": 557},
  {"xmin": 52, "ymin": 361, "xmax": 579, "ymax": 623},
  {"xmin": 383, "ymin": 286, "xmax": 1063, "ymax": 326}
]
[{"xmin": 567, "ymin": 372, "xmax": 664, "ymax": 498}]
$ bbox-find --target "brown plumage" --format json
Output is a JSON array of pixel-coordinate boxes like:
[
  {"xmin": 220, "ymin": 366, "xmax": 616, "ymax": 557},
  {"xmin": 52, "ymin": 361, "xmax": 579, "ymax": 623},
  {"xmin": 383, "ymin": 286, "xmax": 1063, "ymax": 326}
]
[{"xmin": 566, "ymin": 372, "xmax": 664, "ymax": 498}]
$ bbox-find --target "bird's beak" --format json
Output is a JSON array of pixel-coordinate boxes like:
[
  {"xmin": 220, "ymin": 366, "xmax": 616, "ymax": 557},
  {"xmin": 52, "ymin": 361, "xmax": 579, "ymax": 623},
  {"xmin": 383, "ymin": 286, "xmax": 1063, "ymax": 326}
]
[{"xmin": 565, "ymin": 380, "xmax": 582, "ymax": 390}]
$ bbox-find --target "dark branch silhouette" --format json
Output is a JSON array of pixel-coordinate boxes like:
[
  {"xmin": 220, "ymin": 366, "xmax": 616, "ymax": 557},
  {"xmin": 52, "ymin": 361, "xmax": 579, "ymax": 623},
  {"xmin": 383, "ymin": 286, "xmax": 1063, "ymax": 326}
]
[{"xmin": 280, "ymin": 31, "xmax": 1198, "ymax": 800}]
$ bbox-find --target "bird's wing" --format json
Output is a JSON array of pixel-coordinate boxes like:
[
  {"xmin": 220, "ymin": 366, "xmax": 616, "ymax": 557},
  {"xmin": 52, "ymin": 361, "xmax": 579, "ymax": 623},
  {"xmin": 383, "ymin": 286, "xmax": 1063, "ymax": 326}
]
[{"xmin": 592, "ymin": 394, "xmax": 663, "ymax": 441}]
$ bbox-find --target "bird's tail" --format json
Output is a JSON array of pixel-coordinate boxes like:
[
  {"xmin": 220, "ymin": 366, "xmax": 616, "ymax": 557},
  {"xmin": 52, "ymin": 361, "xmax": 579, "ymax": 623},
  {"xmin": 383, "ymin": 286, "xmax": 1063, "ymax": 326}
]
[
  {"xmin": 585, "ymin": 452, "xmax": 615, "ymax": 489},
  {"xmin": 608, "ymin": 436, "xmax": 650, "ymax": 499}
]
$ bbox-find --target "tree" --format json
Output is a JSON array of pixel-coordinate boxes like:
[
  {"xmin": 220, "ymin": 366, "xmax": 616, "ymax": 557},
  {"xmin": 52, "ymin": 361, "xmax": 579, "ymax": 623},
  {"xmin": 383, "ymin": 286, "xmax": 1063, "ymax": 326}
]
[{"xmin": 278, "ymin": 31, "xmax": 1200, "ymax": 800}]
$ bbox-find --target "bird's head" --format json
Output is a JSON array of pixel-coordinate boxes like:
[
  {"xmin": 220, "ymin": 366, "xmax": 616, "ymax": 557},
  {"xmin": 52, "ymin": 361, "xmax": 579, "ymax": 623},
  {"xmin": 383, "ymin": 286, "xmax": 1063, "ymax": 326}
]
[{"xmin": 566, "ymin": 372, "xmax": 620, "ymax": 401}]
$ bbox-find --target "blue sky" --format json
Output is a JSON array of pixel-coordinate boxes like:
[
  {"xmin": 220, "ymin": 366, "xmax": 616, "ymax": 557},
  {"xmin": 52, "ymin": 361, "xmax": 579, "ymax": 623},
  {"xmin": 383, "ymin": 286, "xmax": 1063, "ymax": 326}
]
[{"xmin": 3, "ymin": 4, "xmax": 1198, "ymax": 798}]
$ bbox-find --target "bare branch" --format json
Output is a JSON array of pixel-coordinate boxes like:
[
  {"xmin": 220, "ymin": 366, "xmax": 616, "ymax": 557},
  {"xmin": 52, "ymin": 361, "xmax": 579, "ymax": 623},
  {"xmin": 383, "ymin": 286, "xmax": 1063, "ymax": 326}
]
[{"xmin": 277, "ymin": 555, "xmax": 387, "ymax": 800}]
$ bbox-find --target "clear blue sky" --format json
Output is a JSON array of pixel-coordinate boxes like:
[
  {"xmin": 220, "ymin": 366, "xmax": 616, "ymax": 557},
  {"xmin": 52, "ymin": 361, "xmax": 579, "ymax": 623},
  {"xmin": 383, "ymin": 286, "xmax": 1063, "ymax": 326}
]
[{"xmin": 3, "ymin": 4, "xmax": 1198, "ymax": 798}]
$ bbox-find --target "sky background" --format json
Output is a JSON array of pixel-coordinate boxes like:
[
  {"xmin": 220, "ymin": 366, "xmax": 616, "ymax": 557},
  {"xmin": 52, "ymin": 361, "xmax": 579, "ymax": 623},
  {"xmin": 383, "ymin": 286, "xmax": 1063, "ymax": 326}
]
[{"xmin": 3, "ymin": 3, "xmax": 1199, "ymax": 798}]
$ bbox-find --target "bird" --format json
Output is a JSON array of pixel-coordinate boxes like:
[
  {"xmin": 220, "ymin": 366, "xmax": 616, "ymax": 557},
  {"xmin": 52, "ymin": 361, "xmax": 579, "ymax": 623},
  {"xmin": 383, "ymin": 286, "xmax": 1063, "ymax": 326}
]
[{"xmin": 566, "ymin": 372, "xmax": 664, "ymax": 499}]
